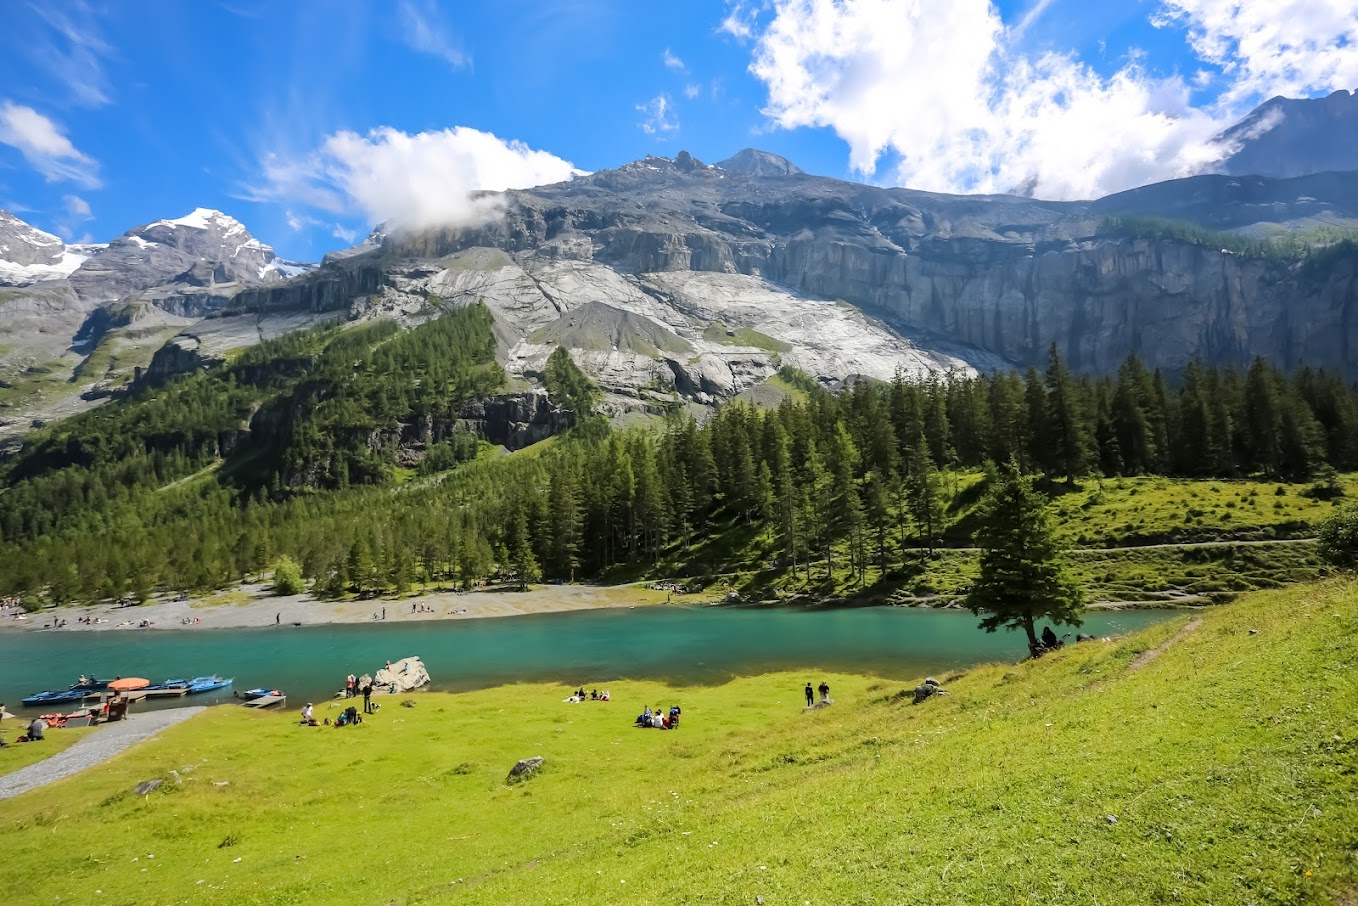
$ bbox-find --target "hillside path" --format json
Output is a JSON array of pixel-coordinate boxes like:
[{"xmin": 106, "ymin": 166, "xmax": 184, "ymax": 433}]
[
  {"xmin": 0, "ymin": 707, "xmax": 203, "ymax": 800},
  {"xmin": 1128, "ymin": 619, "xmax": 1204, "ymax": 671},
  {"xmin": 898, "ymin": 537, "xmax": 1317, "ymax": 555}
]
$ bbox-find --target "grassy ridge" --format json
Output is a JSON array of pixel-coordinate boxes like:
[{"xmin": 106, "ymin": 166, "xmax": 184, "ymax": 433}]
[
  {"xmin": 1, "ymin": 581, "xmax": 1355, "ymax": 904},
  {"xmin": 645, "ymin": 471, "xmax": 1344, "ymax": 606}
]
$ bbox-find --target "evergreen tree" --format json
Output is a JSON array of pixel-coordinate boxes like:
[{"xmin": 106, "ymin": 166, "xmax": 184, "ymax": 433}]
[
  {"xmin": 1244, "ymin": 358, "xmax": 1285, "ymax": 477},
  {"xmin": 966, "ymin": 461, "xmax": 1085, "ymax": 652},
  {"xmin": 1043, "ymin": 344, "xmax": 1091, "ymax": 485},
  {"xmin": 904, "ymin": 431, "xmax": 944, "ymax": 555}
]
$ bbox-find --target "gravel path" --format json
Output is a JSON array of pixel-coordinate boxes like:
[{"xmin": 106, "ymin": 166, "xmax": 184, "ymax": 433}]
[{"xmin": 0, "ymin": 706, "xmax": 204, "ymax": 800}]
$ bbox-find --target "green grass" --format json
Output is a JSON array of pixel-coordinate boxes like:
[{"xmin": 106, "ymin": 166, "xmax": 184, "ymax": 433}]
[
  {"xmin": 1, "ymin": 581, "xmax": 1355, "ymax": 903},
  {"xmin": 1042, "ymin": 474, "xmax": 1353, "ymax": 546},
  {"xmin": 702, "ymin": 322, "xmax": 793, "ymax": 353},
  {"xmin": 0, "ymin": 724, "xmax": 92, "ymax": 772}
]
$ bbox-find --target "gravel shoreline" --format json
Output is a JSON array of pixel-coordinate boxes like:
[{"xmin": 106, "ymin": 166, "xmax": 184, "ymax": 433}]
[
  {"xmin": 0, "ymin": 582, "xmax": 684, "ymax": 634},
  {"xmin": 0, "ymin": 707, "xmax": 204, "ymax": 800}
]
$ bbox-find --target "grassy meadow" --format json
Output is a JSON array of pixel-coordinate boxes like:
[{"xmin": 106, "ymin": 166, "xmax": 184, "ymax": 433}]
[{"xmin": 1, "ymin": 580, "xmax": 1355, "ymax": 904}]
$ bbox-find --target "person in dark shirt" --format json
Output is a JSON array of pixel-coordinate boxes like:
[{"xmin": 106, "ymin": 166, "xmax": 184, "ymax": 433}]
[{"xmin": 804, "ymin": 682, "xmax": 814, "ymax": 707}]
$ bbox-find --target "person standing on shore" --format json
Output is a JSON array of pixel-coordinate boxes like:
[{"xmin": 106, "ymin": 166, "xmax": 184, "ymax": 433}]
[
  {"xmin": 804, "ymin": 682, "xmax": 814, "ymax": 707},
  {"xmin": 362, "ymin": 682, "xmax": 373, "ymax": 714},
  {"xmin": 818, "ymin": 680, "xmax": 830, "ymax": 703},
  {"xmin": 275, "ymin": 613, "xmax": 280, "ymax": 626}
]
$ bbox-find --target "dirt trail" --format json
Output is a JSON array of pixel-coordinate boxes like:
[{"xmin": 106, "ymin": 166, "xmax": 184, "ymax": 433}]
[{"xmin": 1128, "ymin": 618, "xmax": 1204, "ymax": 670}]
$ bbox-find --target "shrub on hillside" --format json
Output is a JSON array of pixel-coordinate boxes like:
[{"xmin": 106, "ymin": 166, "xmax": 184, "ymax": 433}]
[
  {"xmin": 1318, "ymin": 505, "xmax": 1358, "ymax": 569},
  {"xmin": 271, "ymin": 556, "xmax": 306, "ymax": 596}
]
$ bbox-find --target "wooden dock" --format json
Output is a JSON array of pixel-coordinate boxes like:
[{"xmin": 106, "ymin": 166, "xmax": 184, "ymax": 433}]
[
  {"xmin": 243, "ymin": 694, "xmax": 286, "ymax": 709},
  {"xmin": 141, "ymin": 687, "xmax": 190, "ymax": 699}
]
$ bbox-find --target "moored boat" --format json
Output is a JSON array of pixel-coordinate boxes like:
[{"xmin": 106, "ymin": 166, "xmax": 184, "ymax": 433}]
[
  {"xmin": 21, "ymin": 685, "xmax": 104, "ymax": 706},
  {"xmin": 238, "ymin": 687, "xmax": 280, "ymax": 701},
  {"xmin": 187, "ymin": 675, "xmax": 232, "ymax": 694},
  {"xmin": 143, "ymin": 678, "xmax": 189, "ymax": 692}
]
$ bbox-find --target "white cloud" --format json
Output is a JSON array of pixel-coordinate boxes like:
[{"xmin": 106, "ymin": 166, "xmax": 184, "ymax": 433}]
[
  {"xmin": 663, "ymin": 48, "xmax": 687, "ymax": 72},
  {"xmin": 0, "ymin": 102, "xmax": 101, "ymax": 188},
  {"xmin": 744, "ymin": 1, "xmax": 1197, "ymax": 198},
  {"xmin": 1011, "ymin": 0, "xmax": 1058, "ymax": 40},
  {"xmin": 55, "ymin": 193, "xmax": 93, "ymax": 241},
  {"xmin": 1154, "ymin": 0, "xmax": 1358, "ymax": 105},
  {"xmin": 251, "ymin": 126, "xmax": 579, "ymax": 232},
  {"xmin": 398, "ymin": 0, "xmax": 472, "ymax": 70},
  {"xmin": 332, "ymin": 224, "xmax": 359, "ymax": 244},
  {"xmin": 743, "ymin": 0, "xmax": 1358, "ymax": 200},
  {"xmin": 26, "ymin": 1, "xmax": 113, "ymax": 107},
  {"xmin": 685, "ymin": 83, "xmax": 703, "ymax": 99},
  {"xmin": 720, "ymin": 1, "xmax": 764, "ymax": 39},
  {"xmin": 62, "ymin": 194, "xmax": 91, "ymax": 220},
  {"xmin": 637, "ymin": 94, "xmax": 679, "ymax": 135}
]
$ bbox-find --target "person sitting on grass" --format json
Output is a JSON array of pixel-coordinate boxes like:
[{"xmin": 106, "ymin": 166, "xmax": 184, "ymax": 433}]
[
  {"xmin": 300, "ymin": 703, "xmax": 316, "ymax": 726},
  {"xmin": 636, "ymin": 706, "xmax": 652, "ymax": 727}
]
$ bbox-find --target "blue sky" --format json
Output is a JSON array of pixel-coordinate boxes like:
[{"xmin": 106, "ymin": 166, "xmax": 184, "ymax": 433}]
[{"xmin": 1, "ymin": 0, "xmax": 1354, "ymax": 261}]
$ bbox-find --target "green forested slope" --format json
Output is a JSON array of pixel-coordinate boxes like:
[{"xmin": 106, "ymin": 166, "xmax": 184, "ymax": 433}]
[{"xmin": 1, "ymin": 306, "xmax": 1357, "ymax": 604}]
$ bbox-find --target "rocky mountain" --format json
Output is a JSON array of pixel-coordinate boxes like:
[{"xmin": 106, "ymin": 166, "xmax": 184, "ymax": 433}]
[
  {"xmin": 1213, "ymin": 90, "xmax": 1358, "ymax": 178},
  {"xmin": 0, "ymin": 208, "xmax": 317, "ymax": 441},
  {"xmin": 6, "ymin": 140, "xmax": 1358, "ymax": 445},
  {"xmin": 0, "ymin": 211, "xmax": 97, "ymax": 285},
  {"xmin": 226, "ymin": 149, "xmax": 1356, "ymax": 385}
]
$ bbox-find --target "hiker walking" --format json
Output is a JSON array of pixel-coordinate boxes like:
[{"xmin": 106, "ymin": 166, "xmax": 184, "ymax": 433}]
[
  {"xmin": 804, "ymin": 682, "xmax": 814, "ymax": 707},
  {"xmin": 818, "ymin": 680, "xmax": 830, "ymax": 703}
]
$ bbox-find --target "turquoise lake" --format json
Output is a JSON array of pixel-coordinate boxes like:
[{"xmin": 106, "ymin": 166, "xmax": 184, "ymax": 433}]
[{"xmin": 0, "ymin": 605, "xmax": 1175, "ymax": 714}]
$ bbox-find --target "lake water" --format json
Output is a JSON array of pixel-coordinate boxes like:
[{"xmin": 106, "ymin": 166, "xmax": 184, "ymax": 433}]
[{"xmin": 0, "ymin": 605, "xmax": 1175, "ymax": 714}]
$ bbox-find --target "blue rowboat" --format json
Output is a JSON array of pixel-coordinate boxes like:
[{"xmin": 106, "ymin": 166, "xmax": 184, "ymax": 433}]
[{"xmin": 187, "ymin": 676, "xmax": 232, "ymax": 694}]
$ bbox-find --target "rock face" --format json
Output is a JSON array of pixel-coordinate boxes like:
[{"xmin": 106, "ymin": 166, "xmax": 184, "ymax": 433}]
[
  {"xmin": 456, "ymin": 391, "xmax": 571, "ymax": 450},
  {"xmin": 1214, "ymin": 90, "xmax": 1358, "ymax": 179},
  {"xmin": 7, "ymin": 129, "xmax": 1358, "ymax": 443},
  {"xmin": 144, "ymin": 334, "xmax": 222, "ymax": 382},
  {"xmin": 358, "ymin": 151, "xmax": 1358, "ymax": 378}
]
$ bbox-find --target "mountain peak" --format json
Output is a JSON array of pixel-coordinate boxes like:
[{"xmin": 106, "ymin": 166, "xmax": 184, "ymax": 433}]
[
  {"xmin": 1213, "ymin": 90, "xmax": 1358, "ymax": 179},
  {"xmin": 715, "ymin": 148, "xmax": 804, "ymax": 177},
  {"xmin": 150, "ymin": 208, "xmax": 248, "ymax": 235}
]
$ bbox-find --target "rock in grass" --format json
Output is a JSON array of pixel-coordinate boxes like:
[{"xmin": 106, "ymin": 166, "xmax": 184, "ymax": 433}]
[
  {"xmin": 133, "ymin": 779, "xmax": 163, "ymax": 796},
  {"xmin": 507, "ymin": 756, "xmax": 545, "ymax": 783}
]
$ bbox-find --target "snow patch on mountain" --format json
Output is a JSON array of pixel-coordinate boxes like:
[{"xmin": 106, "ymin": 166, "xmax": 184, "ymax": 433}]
[{"xmin": 0, "ymin": 248, "xmax": 93, "ymax": 285}]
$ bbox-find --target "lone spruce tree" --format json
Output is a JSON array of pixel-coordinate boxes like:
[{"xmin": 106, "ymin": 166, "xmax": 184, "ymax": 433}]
[{"xmin": 966, "ymin": 461, "xmax": 1084, "ymax": 651}]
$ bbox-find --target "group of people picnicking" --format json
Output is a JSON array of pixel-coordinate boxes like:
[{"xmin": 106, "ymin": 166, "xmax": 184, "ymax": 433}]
[
  {"xmin": 635, "ymin": 704, "xmax": 682, "ymax": 729},
  {"xmin": 564, "ymin": 687, "xmax": 610, "ymax": 702},
  {"xmin": 299, "ymin": 701, "xmax": 364, "ymax": 728}
]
